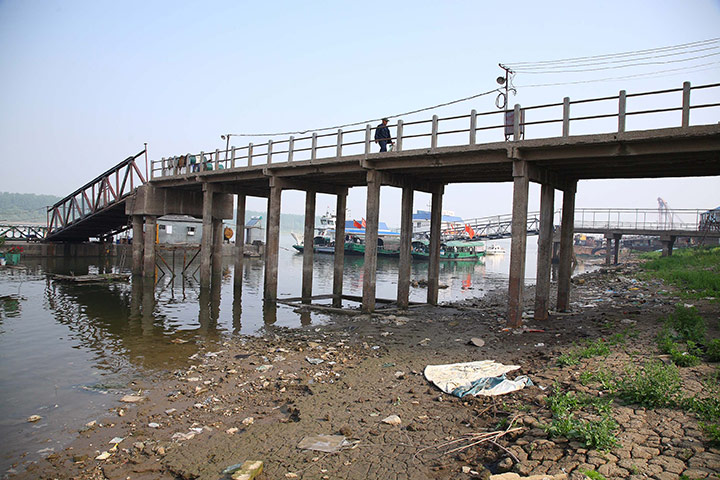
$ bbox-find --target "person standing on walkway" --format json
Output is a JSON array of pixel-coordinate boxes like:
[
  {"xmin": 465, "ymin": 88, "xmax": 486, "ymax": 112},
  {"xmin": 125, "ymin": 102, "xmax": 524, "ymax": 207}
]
[{"xmin": 374, "ymin": 118, "xmax": 394, "ymax": 152}]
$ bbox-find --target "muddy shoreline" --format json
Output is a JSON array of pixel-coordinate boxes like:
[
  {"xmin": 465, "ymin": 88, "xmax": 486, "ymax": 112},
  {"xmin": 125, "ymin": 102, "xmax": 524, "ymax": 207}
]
[{"xmin": 14, "ymin": 259, "xmax": 720, "ymax": 479}]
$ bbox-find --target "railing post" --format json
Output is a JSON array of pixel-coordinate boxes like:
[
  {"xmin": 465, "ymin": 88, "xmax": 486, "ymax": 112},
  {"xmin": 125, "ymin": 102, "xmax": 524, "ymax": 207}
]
[
  {"xmin": 396, "ymin": 120, "xmax": 403, "ymax": 152},
  {"xmin": 513, "ymin": 104, "xmax": 521, "ymax": 141},
  {"xmin": 431, "ymin": 115, "xmax": 438, "ymax": 150},
  {"xmin": 267, "ymin": 139, "xmax": 273, "ymax": 164},
  {"xmin": 288, "ymin": 136, "xmax": 294, "ymax": 162},
  {"xmin": 248, "ymin": 143, "xmax": 253, "ymax": 166},
  {"xmin": 618, "ymin": 90, "xmax": 626, "ymax": 133},
  {"xmin": 336, "ymin": 129, "xmax": 343, "ymax": 158},
  {"xmin": 231, "ymin": 146, "xmax": 236, "ymax": 168},
  {"xmin": 364, "ymin": 124, "xmax": 371, "ymax": 156},
  {"xmin": 311, "ymin": 132, "xmax": 317, "ymax": 161},
  {"xmin": 199, "ymin": 151, "xmax": 205, "ymax": 171},
  {"xmin": 214, "ymin": 148, "xmax": 220, "ymax": 170},
  {"xmin": 470, "ymin": 109, "xmax": 477, "ymax": 145},
  {"xmin": 682, "ymin": 81, "xmax": 691, "ymax": 128},
  {"xmin": 562, "ymin": 97, "xmax": 570, "ymax": 137}
]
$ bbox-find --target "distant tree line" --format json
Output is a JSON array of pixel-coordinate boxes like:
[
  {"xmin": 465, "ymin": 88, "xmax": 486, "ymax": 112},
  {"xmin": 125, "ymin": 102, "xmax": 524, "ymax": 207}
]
[{"xmin": 0, "ymin": 192, "xmax": 61, "ymax": 223}]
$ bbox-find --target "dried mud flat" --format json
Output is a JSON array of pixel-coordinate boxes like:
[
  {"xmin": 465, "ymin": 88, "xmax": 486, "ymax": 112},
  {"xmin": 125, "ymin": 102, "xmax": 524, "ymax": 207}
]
[{"xmin": 18, "ymin": 261, "xmax": 720, "ymax": 480}]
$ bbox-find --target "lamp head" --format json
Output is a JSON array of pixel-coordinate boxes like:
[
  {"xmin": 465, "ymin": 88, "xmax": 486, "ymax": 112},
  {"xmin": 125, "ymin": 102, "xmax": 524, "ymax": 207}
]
[
  {"xmin": 221, "ymin": 134, "xmax": 227, "ymax": 140},
  {"xmin": 496, "ymin": 76, "xmax": 506, "ymax": 85}
]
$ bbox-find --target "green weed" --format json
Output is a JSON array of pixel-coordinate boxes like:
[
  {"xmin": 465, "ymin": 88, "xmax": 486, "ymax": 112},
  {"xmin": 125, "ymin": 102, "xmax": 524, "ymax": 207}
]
[
  {"xmin": 615, "ymin": 361, "xmax": 682, "ymax": 408},
  {"xmin": 579, "ymin": 468, "xmax": 607, "ymax": 480},
  {"xmin": 707, "ymin": 339, "xmax": 720, "ymax": 362},
  {"xmin": 556, "ymin": 338, "xmax": 611, "ymax": 367},
  {"xmin": 543, "ymin": 389, "xmax": 619, "ymax": 451},
  {"xmin": 579, "ymin": 370, "xmax": 613, "ymax": 390}
]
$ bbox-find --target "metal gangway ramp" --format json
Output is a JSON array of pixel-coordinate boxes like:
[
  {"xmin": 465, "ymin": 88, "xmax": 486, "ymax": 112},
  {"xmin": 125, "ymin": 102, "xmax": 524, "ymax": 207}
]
[{"xmin": 45, "ymin": 149, "xmax": 147, "ymax": 242}]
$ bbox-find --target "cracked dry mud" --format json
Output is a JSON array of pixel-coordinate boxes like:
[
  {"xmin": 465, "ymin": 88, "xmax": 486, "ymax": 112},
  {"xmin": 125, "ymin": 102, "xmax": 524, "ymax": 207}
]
[{"xmin": 19, "ymin": 261, "xmax": 720, "ymax": 480}]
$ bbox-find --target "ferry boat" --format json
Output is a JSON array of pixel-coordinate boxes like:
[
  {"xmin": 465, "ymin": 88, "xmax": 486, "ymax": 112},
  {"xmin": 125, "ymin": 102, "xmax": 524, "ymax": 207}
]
[
  {"xmin": 411, "ymin": 239, "xmax": 486, "ymax": 261},
  {"xmin": 292, "ymin": 213, "xmax": 400, "ymax": 256}
]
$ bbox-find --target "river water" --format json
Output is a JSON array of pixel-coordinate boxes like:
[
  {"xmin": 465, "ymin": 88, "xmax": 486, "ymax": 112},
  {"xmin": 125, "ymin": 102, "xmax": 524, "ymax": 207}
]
[{"xmin": 0, "ymin": 237, "xmax": 573, "ymax": 475}]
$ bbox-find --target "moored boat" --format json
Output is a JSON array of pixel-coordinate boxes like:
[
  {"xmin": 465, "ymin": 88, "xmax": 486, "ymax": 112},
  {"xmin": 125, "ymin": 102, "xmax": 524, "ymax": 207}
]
[
  {"xmin": 411, "ymin": 239, "xmax": 486, "ymax": 261},
  {"xmin": 485, "ymin": 243, "xmax": 506, "ymax": 255}
]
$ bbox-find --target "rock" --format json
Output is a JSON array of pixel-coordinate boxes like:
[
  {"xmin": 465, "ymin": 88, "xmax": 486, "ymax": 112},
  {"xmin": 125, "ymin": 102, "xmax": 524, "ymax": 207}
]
[
  {"xmin": 382, "ymin": 415, "xmax": 401, "ymax": 425},
  {"xmin": 462, "ymin": 466, "xmax": 472, "ymax": 473},
  {"xmin": 120, "ymin": 395, "xmax": 145, "ymax": 403},
  {"xmin": 285, "ymin": 474, "xmax": 299, "ymax": 479},
  {"xmin": 148, "ymin": 422, "xmax": 160, "ymax": 428},
  {"xmin": 242, "ymin": 417, "xmax": 254, "ymax": 426},
  {"xmin": 27, "ymin": 415, "xmax": 42, "ymax": 423},
  {"xmin": 469, "ymin": 337, "xmax": 485, "ymax": 347},
  {"xmin": 305, "ymin": 357, "xmax": 324, "ymax": 365},
  {"xmin": 497, "ymin": 457, "xmax": 514, "ymax": 472},
  {"xmin": 226, "ymin": 427, "xmax": 239, "ymax": 435}
]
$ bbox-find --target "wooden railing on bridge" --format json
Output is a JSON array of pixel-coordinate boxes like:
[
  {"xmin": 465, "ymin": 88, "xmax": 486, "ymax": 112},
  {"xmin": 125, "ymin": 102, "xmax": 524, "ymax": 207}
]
[
  {"xmin": 151, "ymin": 81, "xmax": 720, "ymax": 179},
  {"xmin": 46, "ymin": 149, "xmax": 147, "ymax": 239}
]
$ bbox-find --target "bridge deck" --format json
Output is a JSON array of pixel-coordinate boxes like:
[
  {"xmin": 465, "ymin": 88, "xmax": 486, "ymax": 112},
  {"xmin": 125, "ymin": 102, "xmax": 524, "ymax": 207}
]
[{"xmin": 150, "ymin": 125, "xmax": 720, "ymax": 196}]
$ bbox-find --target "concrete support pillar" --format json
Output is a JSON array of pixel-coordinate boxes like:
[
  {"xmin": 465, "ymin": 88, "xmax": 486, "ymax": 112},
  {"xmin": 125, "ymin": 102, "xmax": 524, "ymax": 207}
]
[
  {"xmin": 661, "ymin": 235, "xmax": 676, "ymax": 257},
  {"xmin": 397, "ymin": 185, "xmax": 414, "ymax": 309},
  {"xmin": 557, "ymin": 182, "xmax": 577, "ymax": 312},
  {"xmin": 427, "ymin": 183, "xmax": 444, "ymax": 305},
  {"xmin": 362, "ymin": 170, "xmax": 381, "ymax": 313},
  {"xmin": 264, "ymin": 185, "xmax": 282, "ymax": 302},
  {"xmin": 332, "ymin": 189, "xmax": 347, "ymax": 308},
  {"xmin": 200, "ymin": 185, "xmax": 215, "ymax": 286},
  {"xmin": 143, "ymin": 215, "xmax": 157, "ymax": 278},
  {"xmin": 507, "ymin": 160, "xmax": 530, "ymax": 328},
  {"xmin": 212, "ymin": 218, "xmax": 223, "ymax": 276},
  {"xmin": 613, "ymin": 234, "xmax": 622, "ymax": 264},
  {"xmin": 605, "ymin": 235, "xmax": 613, "ymax": 265},
  {"xmin": 234, "ymin": 195, "xmax": 246, "ymax": 287},
  {"xmin": 132, "ymin": 215, "xmax": 144, "ymax": 275},
  {"xmin": 302, "ymin": 190, "xmax": 316, "ymax": 303},
  {"xmin": 534, "ymin": 183, "xmax": 555, "ymax": 321}
]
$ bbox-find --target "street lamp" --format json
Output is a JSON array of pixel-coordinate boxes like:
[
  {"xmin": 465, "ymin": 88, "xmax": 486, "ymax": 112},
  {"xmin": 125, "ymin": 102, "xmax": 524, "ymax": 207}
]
[{"xmin": 220, "ymin": 134, "xmax": 231, "ymax": 161}]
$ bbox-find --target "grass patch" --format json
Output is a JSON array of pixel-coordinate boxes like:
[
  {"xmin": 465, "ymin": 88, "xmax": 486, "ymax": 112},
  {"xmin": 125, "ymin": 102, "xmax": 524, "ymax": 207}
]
[
  {"xmin": 556, "ymin": 338, "xmax": 611, "ymax": 367},
  {"xmin": 579, "ymin": 469, "xmax": 607, "ymax": 480},
  {"xmin": 641, "ymin": 247, "xmax": 720, "ymax": 299},
  {"xmin": 579, "ymin": 369, "xmax": 613, "ymax": 391},
  {"xmin": 656, "ymin": 306, "xmax": 711, "ymax": 366},
  {"xmin": 707, "ymin": 339, "xmax": 720, "ymax": 362},
  {"xmin": 615, "ymin": 360, "xmax": 683, "ymax": 408},
  {"xmin": 543, "ymin": 389, "xmax": 619, "ymax": 451}
]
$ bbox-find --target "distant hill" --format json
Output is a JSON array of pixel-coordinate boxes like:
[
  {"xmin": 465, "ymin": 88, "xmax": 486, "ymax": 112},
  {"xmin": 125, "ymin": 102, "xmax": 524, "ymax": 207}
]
[
  {"xmin": 0, "ymin": 192, "xmax": 61, "ymax": 223},
  {"xmin": 0, "ymin": 192, "xmax": 314, "ymax": 232}
]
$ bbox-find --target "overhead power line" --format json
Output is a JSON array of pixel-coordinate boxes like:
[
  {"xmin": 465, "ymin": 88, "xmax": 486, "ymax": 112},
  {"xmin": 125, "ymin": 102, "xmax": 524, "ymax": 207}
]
[
  {"xmin": 505, "ymin": 37, "xmax": 720, "ymax": 68},
  {"xmin": 510, "ymin": 51, "xmax": 720, "ymax": 74},
  {"xmin": 515, "ymin": 61, "xmax": 720, "ymax": 88},
  {"xmin": 225, "ymin": 88, "xmax": 500, "ymax": 138}
]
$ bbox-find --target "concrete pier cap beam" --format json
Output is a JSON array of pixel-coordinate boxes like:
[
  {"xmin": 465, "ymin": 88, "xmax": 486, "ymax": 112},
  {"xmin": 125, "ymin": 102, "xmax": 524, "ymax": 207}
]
[{"xmin": 126, "ymin": 184, "xmax": 233, "ymax": 219}]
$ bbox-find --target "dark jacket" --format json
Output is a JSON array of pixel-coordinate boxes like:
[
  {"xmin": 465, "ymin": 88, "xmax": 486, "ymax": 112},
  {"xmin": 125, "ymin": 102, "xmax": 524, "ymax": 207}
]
[{"xmin": 375, "ymin": 123, "xmax": 391, "ymax": 141}]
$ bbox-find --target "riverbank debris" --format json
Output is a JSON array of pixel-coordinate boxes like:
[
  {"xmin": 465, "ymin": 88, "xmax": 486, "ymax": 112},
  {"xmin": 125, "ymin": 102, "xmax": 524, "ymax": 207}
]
[
  {"xmin": 222, "ymin": 460, "xmax": 264, "ymax": 480},
  {"xmin": 27, "ymin": 415, "xmax": 42, "ymax": 423},
  {"xmin": 297, "ymin": 434, "xmax": 355, "ymax": 453},
  {"xmin": 424, "ymin": 360, "xmax": 533, "ymax": 397},
  {"xmin": 382, "ymin": 415, "xmax": 402, "ymax": 426},
  {"xmin": 119, "ymin": 394, "xmax": 145, "ymax": 403},
  {"xmin": 52, "ymin": 273, "xmax": 130, "ymax": 283}
]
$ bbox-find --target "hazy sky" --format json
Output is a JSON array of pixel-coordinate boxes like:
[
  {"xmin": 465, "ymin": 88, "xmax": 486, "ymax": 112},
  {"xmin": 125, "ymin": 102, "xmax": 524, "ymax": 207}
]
[{"xmin": 1, "ymin": 0, "xmax": 719, "ymax": 226}]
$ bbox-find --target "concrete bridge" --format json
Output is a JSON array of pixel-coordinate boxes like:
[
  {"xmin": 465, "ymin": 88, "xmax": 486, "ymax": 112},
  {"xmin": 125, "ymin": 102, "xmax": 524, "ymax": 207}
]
[{"xmin": 45, "ymin": 81, "xmax": 720, "ymax": 327}]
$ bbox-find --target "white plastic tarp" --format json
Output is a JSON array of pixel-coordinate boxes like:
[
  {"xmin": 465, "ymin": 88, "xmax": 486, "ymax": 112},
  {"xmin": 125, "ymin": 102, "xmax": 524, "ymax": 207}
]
[{"xmin": 424, "ymin": 360, "xmax": 532, "ymax": 397}]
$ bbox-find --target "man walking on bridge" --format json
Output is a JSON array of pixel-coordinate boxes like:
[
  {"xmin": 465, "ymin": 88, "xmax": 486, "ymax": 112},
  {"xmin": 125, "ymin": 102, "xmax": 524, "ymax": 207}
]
[{"xmin": 374, "ymin": 117, "xmax": 394, "ymax": 152}]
